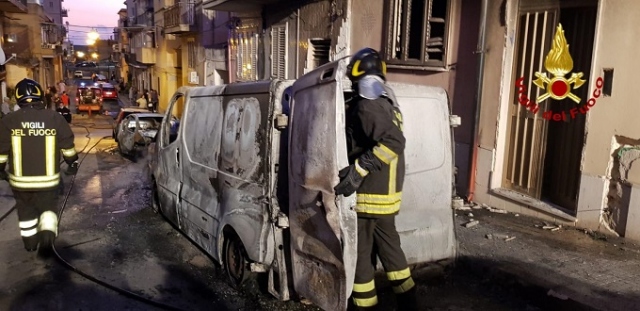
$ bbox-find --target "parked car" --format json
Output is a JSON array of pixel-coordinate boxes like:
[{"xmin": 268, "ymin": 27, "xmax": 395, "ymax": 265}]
[
  {"xmin": 75, "ymin": 61, "xmax": 97, "ymax": 68},
  {"xmin": 148, "ymin": 57, "xmax": 458, "ymax": 310},
  {"xmin": 101, "ymin": 99, "xmax": 121, "ymax": 119},
  {"xmin": 112, "ymin": 107, "xmax": 152, "ymax": 140},
  {"xmin": 99, "ymin": 83, "xmax": 118, "ymax": 100},
  {"xmin": 116, "ymin": 113, "xmax": 164, "ymax": 159},
  {"xmin": 74, "ymin": 71, "xmax": 83, "ymax": 78}
]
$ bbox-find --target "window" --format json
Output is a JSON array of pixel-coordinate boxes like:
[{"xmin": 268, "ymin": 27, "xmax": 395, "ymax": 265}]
[
  {"xmin": 309, "ymin": 38, "xmax": 331, "ymax": 69},
  {"xmin": 270, "ymin": 24, "xmax": 287, "ymax": 79},
  {"xmin": 187, "ymin": 41, "xmax": 197, "ymax": 69},
  {"xmin": 234, "ymin": 33, "xmax": 259, "ymax": 81},
  {"xmin": 384, "ymin": 0, "xmax": 450, "ymax": 69}
]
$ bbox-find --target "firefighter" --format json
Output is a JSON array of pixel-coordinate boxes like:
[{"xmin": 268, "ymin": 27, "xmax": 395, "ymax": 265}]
[
  {"xmin": 334, "ymin": 48, "xmax": 417, "ymax": 310},
  {"xmin": 0, "ymin": 78, "xmax": 78, "ymax": 256}
]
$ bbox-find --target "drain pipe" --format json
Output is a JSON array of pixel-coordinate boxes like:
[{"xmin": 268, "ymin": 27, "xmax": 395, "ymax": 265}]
[
  {"xmin": 296, "ymin": 8, "xmax": 300, "ymax": 78},
  {"xmin": 467, "ymin": 0, "xmax": 489, "ymax": 202}
]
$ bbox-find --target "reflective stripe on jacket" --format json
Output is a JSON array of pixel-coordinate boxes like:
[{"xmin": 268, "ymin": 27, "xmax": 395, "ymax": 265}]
[
  {"xmin": 346, "ymin": 96, "xmax": 406, "ymax": 215},
  {"xmin": 0, "ymin": 106, "xmax": 77, "ymax": 191}
]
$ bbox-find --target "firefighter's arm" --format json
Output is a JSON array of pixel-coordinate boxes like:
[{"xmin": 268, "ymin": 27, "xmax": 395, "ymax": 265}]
[
  {"xmin": 0, "ymin": 121, "xmax": 10, "ymax": 180},
  {"xmin": 57, "ymin": 116, "xmax": 78, "ymax": 165},
  {"xmin": 355, "ymin": 98, "xmax": 406, "ymax": 175}
]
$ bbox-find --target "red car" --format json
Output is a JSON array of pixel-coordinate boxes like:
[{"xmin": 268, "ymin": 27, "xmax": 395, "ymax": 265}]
[{"xmin": 100, "ymin": 83, "xmax": 118, "ymax": 100}]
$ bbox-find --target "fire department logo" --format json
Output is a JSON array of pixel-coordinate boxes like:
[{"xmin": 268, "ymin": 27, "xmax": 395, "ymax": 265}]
[
  {"xmin": 515, "ymin": 23, "xmax": 604, "ymax": 122},
  {"xmin": 533, "ymin": 24, "xmax": 585, "ymax": 103}
]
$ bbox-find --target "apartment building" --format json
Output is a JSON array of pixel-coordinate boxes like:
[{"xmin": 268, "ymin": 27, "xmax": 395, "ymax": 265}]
[
  {"xmin": 41, "ymin": 0, "xmax": 66, "ymax": 24},
  {"xmin": 119, "ymin": 0, "xmax": 229, "ymax": 111},
  {"xmin": 3, "ymin": 0, "xmax": 65, "ymax": 91},
  {"xmin": 0, "ymin": 0, "xmax": 28, "ymax": 99}
]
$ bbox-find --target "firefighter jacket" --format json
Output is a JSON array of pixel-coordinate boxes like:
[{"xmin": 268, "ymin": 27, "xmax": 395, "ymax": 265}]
[
  {"xmin": 346, "ymin": 95, "xmax": 405, "ymax": 216},
  {"xmin": 0, "ymin": 106, "xmax": 78, "ymax": 190}
]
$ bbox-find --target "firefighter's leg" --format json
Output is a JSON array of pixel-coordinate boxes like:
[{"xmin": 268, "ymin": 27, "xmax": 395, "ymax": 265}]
[
  {"xmin": 351, "ymin": 217, "xmax": 378, "ymax": 310},
  {"xmin": 13, "ymin": 190, "xmax": 40, "ymax": 251},
  {"xmin": 35, "ymin": 190, "xmax": 60, "ymax": 250},
  {"xmin": 373, "ymin": 215, "xmax": 417, "ymax": 311}
]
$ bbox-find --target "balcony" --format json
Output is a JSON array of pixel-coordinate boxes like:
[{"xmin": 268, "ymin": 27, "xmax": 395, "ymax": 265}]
[
  {"xmin": 61, "ymin": 8, "xmax": 68, "ymax": 17},
  {"xmin": 202, "ymin": 0, "xmax": 283, "ymax": 12},
  {"xmin": 0, "ymin": 0, "xmax": 27, "ymax": 13},
  {"xmin": 164, "ymin": 2, "xmax": 196, "ymax": 34},
  {"xmin": 135, "ymin": 47, "xmax": 156, "ymax": 64}
]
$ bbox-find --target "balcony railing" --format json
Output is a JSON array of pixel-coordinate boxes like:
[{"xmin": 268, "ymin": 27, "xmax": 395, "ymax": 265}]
[
  {"xmin": 61, "ymin": 8, "xmax": 68, "ymax": 17},
  {"xmin": 164, "ymin": 2, "xmax": 196, "ymax": 34}
]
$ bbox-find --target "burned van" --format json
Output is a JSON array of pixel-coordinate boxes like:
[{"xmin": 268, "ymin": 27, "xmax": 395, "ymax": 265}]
[{"xmin": 149, "ymin": 57, "xmax": 458, "ymax": 310}]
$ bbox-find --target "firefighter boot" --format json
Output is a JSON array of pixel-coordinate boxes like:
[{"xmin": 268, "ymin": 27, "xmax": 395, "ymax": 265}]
[
  {"xmin": 37, "ymin": 231, "xmax": 56, "ymax": 258},
  {"xmin": 396, "ymin": 286, "xmax": 418, "ymax": 311}
]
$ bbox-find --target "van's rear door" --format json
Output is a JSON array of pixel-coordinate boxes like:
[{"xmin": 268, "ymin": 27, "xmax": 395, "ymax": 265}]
[
  {"xmin": 288, "ymin": 59, "xmax": 357, "ymax": 311},
  {"xmin": 388, "ymin": 83, "xmax": 457, "ymax": 263}
]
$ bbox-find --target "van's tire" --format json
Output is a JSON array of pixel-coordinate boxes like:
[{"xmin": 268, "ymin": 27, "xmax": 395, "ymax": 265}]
[{"xmin": 223, "ymin": 231, "xmax": 255, "ymax": 289}]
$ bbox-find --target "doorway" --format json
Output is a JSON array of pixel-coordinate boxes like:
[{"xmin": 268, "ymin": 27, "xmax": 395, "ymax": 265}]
[{"xmin": 503, "ymin": 0, "xmax": 598, "ymax": 214}]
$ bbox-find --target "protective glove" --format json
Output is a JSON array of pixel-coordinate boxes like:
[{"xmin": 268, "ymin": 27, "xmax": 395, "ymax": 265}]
[
  {"xmin": 334, "ymin": 162, "xmax": 368, "ymax": 196},
  {"xmin": 0, "ymin": 170, "xmax": 7, "ymax": 181},
  {"xmin": 65, "ymin": 162, "xmax": 79, "ymax": 175}
]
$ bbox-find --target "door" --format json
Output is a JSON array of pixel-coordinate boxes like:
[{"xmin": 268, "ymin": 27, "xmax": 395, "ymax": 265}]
[
  {"xmin": 386, "ymin": 82, "xmax": 458, "ymax": 264},
  {"xmin": 288, "ymin": 59, "xmax": 357, "ymax": 311},
  {"xmin": 155, "ymin": 91, "xmax": 186, "ymax": 227},
  {"xmin": 504, "ymin": 0, "xmax": 597, "ymax": 213}
]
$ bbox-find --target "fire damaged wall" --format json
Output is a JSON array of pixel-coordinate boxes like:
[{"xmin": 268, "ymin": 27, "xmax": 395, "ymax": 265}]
[{"xmin": 604, "ymin": 136, "xmax": 640, "ymax": 238}]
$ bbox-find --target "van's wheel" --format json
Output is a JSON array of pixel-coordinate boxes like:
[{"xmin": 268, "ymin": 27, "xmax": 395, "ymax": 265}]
[{"xmin": 223, "ymin": 232, "xmax": 255, "ymax": 289}]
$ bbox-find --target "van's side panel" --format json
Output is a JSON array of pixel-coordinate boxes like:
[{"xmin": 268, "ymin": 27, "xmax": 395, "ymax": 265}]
[
  {"xmin": 213, "ymin": 84, "xmax": 275, "ymax": 264},
  {"xmin": 388, "ymin": 82, "xmax": 457, "ymax": 264}
]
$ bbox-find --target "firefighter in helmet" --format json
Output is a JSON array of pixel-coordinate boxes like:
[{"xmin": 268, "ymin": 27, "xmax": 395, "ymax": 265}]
[
  {"xmin": 0, "ymin": 78, "xmax": 78, "ymax": 256},
  {"xmin": 334, "ymin": 48, "xmax": 418, "ymax": 310}
]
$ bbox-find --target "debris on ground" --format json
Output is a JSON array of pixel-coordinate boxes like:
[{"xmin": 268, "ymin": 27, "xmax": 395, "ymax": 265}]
[
  {"xmin": 536, "ymin": 223, "xmax": 562, "ymax": 231},
  {"xmin": 464, "ymin": 220, "xmax": 479, "ymax": 228},
  {"xmin": 488, "ymin": 207, "xmax": 508, "ymax": 214},
  {"xmin": 583, "ymin": 229, "xmax": 609, "ymax": 241},
  {"xmin": 485, "ymin": 233, "xmax": 516, "ymax": 241},
  {"xmin": 452, "ymin": 197, "xmax": 465, "ymax": 209},
  {"xmin": 456, "ymin": 206, "xmax": 472, "ymax": 211},
  {"xmin": 468, "ymin": 213, "xmax": 474, "ymax": 217}
]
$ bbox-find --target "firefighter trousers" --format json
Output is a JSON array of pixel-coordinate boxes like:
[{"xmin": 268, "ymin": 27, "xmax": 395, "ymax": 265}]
[
  {"xmin": 12, "ymin": 189, "xmax": 59, "ymax": 250},
  {"xmin": 351, "ymin": 215, "xmax": 417, "ymax": 310}
]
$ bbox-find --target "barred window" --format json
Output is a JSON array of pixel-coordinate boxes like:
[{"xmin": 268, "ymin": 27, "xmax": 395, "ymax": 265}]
[
  {"xmin": 235, "ymin": 33, "xmax": 259, "ymax": 81},
  {"xmin": 384, "ymin": 0, "xmax": 451, "ymax": 70},
  {"xmin": 187, "ymin": 41, "xmax": 197, "ymax": 69}
]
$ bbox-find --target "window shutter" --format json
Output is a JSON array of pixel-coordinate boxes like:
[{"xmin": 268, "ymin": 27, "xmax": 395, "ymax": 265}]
[{"xmin": 270, "ymin": 24, "xmax": 287, "ymax": 79}]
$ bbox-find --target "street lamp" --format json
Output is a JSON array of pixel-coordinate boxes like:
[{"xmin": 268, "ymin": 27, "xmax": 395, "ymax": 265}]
[
  {"xmin": 91, "ymin": 52, "xmax": 98, "ymax": 59},
  {"xmin": 88, "ymin": 29, "xmax": 100, "ymax": 41},
  {"xmin": 86, "ymin": 39, "xmax": 95, "ymax": 45},
  {"xmin": 76, "ymin": 51, "xmax": 85, "ymax": 58}
]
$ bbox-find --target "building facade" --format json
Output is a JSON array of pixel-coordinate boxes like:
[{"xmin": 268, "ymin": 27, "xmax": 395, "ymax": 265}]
[
  {"xmin": 118, "ymin": 0, "xmax": 230, "ymax": 111},
  {"xmin": 41, "ymin": 0, "xmax": 66, "ymax": 24},
  {"xmin": 471, "ymin": 0, "xmax": 640, "ymax": 241},
  {"xmin": 0, "ymin": 0, "xmax": 28, "ymax": 99},
  {"xmin": 3, "ymin": 0, "xmax": 65, "ymax": 92}
]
